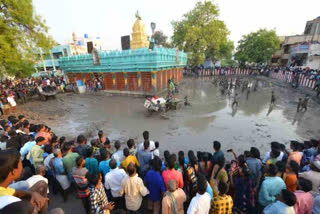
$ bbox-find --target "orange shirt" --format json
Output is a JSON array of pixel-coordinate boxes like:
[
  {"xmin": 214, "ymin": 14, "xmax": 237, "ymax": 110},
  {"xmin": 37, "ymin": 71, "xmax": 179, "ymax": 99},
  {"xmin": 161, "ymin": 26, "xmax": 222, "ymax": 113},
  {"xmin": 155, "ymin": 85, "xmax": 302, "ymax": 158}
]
[
  {"xmin": 36, "ymin": 132, "xmax": 52, "ymax": 145},
  {"xmin": 287, "ymin": 152, "xmax": 302, "ymax": 166},
  {"xmin": 284, "ymin": 173, "xmax": 297, "ymax": 192}
]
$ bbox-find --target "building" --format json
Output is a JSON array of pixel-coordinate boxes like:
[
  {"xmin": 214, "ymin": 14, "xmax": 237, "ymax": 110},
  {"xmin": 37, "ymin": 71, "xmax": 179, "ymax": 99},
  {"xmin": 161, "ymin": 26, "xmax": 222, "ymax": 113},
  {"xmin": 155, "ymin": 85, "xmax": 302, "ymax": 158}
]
[
  {"xmin": 68, "ymin": 32, "xmax": 103, "ymax": 55},
  {"xmin": 36, "ymin": 44, "xmax": 73, "ymax": 72},
  {"xmin": 59, "ymin": 16, "xmax": 187, "ymax": 96},
  {"xmin": 276, "ymin": 16, "xmax": 320, "ymax": 69}
]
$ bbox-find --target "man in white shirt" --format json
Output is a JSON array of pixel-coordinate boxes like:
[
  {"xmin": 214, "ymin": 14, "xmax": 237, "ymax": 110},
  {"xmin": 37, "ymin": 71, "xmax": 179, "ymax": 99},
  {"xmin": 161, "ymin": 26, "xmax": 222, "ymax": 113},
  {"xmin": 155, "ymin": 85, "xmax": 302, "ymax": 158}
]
[
  {"xmin": 26, "ymin": 165, "xmax": 49, "ymax": 193},
  {"xmin": 262, "ymin": 142, "xmax": 284, "ymax": 164},
  {"xmin": 137, "ymin": 131, "xmax": 155, "ymax": 153},
  {"xmin": 187, "ymin": 175, "xmax": 211, "ymax": 214},
  {"xmin": 105, "ymin": 159, "xmax": 127, "ymax": 210},
  {"xmin": 111, "ymin": 141, "xmax": 124, "ymax": 162}
]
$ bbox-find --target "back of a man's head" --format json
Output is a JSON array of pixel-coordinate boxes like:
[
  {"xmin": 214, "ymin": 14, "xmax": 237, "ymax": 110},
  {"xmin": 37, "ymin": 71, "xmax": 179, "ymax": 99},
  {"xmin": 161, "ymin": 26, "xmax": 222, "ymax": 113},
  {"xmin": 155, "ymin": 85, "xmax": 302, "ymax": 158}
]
[
  {"xmin": 213, "ymin": 141, "xmax": 221, "ymax": 151},
  {"xmin": 218, "ymin": 181, "xmax": 228, "ymax": 195},
  {"xmin": 143, "ymin": 131, "xmax": 149, "ymax": 140},
  {"xmin": 197, "ymin": 175, "xmax": 207, "ymax": 195},
  {"xmin": 127, "ymin": 163, "xmax": 136, "ymax": 176},
  {"xmin": 114, "ymin": 141, "xmax": 121, "ymax": 150},
  {"xmin": 168, "ymin": 154, "xmax": 176, "ymax": 170},
  {"xmin": 109, "ymin": 159, "xmax": 117, "ymax": 170},
  {"xmin": 267, "ymin": 164, "xmax": 278, "ymax": 176},
  {"xmin": 281, "ymin": 189, "xmax": 297, "ymax": 207},
  {"xmin": 0, "ymin": 200, "xmax": 34, "ymax": 214},
  {"xmin": 77, "ymin": 135, "xmax": 86, "ymax": 144},
  {"xmin": 0, "ymin": 149, "xmax": 21, "ymax": 183},
  {"xmin": 143, "ymin": 140, "xmax": 150, "ymax": 150},
  {"xmin": 123, "ymin": 148, "xmax": 130, "ymax": 157},
  {"xmin": 35, "ymin": 165, "xmax": 46, "ymax": 176}
]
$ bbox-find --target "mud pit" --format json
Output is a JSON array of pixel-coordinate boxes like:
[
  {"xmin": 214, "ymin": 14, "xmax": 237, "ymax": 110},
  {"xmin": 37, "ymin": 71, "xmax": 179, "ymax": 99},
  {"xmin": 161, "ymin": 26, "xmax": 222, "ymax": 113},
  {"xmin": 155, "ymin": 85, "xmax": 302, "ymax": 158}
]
[{"xmin": 19, "ymin": 76, "xmax": 320, "ymax": 158}]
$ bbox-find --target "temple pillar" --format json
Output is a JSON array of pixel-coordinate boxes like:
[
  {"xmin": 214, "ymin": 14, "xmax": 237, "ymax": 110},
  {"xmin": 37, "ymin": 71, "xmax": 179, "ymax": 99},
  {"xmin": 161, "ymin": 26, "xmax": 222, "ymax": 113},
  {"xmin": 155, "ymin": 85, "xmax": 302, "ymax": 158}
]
[
  {"xmin": 124, "ymin": 72, "xmax": 128, "ymax": 90},
  {"xmin": 151, "ymin": 71, "xmax": 156, "ymax": 93},
  {"xmin": 111, "ymin": 72, "xmax": 116, "ymax": 90},
  {"xmin": 137, "ymin": 72, "xmax": 141, "ymax": 91}
]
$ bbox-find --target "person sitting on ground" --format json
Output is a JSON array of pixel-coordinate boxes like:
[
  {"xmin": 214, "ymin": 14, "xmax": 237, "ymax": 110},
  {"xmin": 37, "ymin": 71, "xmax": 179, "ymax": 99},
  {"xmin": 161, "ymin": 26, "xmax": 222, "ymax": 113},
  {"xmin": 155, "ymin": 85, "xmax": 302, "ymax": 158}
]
[
  {"xmin": 126, "ymin": 139, "xmax": 136, "ymax": 156},
  {"xmin": 144, "ymin": 157, "xmax": 166, "ymax": 214},
  {"xmin": 27, "ymin": 136, "xmax": 46, "ymax": 168},
  {"xmin": 137, "ymin": 140, "xmax": 153, "ymax": 176},
  {"xmin": 0, "ymin": 149, "xmax": 48, "ymax": 212},
  {"xmin": 84, "ymin": 146, "xmax": 99, "ymax": 176},
  {"xmin": 88, "ymin": 172, "xmax": 114, "ymax": 214},
  {"xmin": 120, "ymin": 163, "xmax": 149, "ymax": 213},
  {"xmin": 263, "ymin": 189, "xmax": 296, "ymax": 214},
  {"xmin": 294, "ymin": 177, "xmax": 314, "ymax": 214},
  {"xmin": 258, "ymin": 164, "xmax": 286, "ymax": 208},
  {"xmin": 187, "ymin": 174, "xmax": 211, "ymax": 214},
  {"xmin": 104, "ymin": 159, "xmax": 126, "ymax": 211},
  {"xmin": 162, "ymin": 154, "xmax": 184, "ymax": 189},
  {"xmin": 111, "ymin": 141, "xmax": 124, "ymax": 162},
  {"xmin": 120, "ymin": 148, "xmax": 140, "ymax": 172},
  {"xmin": 75, "ymin": 135, "xmax": 89, "ymax": 158}
]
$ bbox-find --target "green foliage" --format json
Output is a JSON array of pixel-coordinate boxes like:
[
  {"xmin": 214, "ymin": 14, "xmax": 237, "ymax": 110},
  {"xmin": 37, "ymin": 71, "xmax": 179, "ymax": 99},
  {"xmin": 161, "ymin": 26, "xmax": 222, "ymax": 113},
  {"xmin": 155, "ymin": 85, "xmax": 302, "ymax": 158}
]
[
  {"xmin": 221, "ymin": 58, "xmax": 238, "ymax": 67},
  {"xmin": 172, "ymin": 1, "xmax": 233, "ymax": 65},
  {"xmin": 235, "ymin": 29, "xmax": 280, "ymax": 65},
  {"xmin": 0, "ymin": 0, "xmax": 55, "ymax": 77},
  {"xmin": 152, "ymin": 31, "xmax": 171, "ymax": 48}
]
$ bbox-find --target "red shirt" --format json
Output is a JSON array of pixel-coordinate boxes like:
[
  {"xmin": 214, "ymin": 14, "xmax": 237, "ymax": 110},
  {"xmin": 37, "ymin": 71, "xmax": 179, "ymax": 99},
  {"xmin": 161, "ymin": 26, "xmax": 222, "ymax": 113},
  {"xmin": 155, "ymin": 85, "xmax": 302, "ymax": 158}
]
[{"xmin": 162, "ymin": 169, "xmax": 184, "ymax": 189}]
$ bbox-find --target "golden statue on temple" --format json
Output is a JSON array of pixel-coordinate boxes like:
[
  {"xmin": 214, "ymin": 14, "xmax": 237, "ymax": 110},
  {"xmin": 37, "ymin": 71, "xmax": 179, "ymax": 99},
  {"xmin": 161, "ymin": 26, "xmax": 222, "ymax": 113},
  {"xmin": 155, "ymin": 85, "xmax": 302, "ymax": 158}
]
[{"xmin": 130, "ymin": 11, "xmax": 149, "ymax": 50}]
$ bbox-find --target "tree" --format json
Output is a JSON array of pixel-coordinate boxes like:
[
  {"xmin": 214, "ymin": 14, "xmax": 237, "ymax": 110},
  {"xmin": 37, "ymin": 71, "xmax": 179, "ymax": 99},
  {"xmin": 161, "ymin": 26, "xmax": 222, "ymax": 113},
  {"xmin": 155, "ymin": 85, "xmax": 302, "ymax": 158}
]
[
  {"xmin": 172, "ymin": 1, "xmax": 233, "ymax": 65},
  {"xmin": 0, "ymin": 0, "xmax": 55, "ymax": 77},
  {"xmin": 152, "ymin": 31, "xmax": 171, "ymax": 48},
  {"xmin": 235, "ymin": 29, "xmax": 280, "ymax": 65}
]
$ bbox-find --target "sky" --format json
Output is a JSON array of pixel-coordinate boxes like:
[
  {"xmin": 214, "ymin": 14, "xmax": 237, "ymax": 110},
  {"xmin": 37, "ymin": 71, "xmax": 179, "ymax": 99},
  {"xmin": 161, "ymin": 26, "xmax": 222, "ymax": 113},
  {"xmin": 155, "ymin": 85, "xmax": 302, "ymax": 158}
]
[{"xmin": 33, "ymin": 0, "xmax": 320, "ymax": 50}]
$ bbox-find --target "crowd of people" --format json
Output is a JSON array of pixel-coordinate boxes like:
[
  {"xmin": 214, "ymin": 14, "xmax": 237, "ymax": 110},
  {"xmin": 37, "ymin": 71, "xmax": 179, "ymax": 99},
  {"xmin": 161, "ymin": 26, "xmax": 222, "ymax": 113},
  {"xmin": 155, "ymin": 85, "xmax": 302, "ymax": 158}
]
[{"xmin": 0, "ymin": 115, "xmax": 319, "ymax": 214}]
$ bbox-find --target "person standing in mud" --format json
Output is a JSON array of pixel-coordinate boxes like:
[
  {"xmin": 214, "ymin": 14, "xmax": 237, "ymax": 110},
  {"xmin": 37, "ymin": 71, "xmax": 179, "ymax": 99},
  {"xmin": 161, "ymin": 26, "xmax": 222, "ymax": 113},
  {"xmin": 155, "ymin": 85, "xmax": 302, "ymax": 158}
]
[
  {"xmin": 271, "ymin": 91, "xmax": 276, "ymax": 105},
  {"xmin": 300, "ymin": 96, "xmax": 309, "ymax": 112},
  {"xmin": 232, "ymin": 93, "xmax": 239, "ymax": 108},
  {"xmin": 297, "ymin": 98, "xmax": 302, "ymax": 112},
  {"xmin": 253, "ymin": 80, "xmax": 258, "ymax": 92}
]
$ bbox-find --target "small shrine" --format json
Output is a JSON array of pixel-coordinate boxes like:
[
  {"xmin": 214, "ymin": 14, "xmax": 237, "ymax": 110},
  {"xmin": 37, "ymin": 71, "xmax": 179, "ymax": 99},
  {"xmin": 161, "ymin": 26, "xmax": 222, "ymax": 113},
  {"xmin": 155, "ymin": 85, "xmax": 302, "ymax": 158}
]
[{"xmin": 130, "ymin": 11, "xmax": 149, "ymax": 50}]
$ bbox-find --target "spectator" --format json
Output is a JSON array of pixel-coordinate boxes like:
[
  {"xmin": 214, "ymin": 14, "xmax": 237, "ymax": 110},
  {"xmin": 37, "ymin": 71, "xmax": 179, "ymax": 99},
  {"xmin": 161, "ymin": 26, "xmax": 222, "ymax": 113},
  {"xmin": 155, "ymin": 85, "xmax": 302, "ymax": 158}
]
[
  {"xmin": 120, "ymin": 163, "xmax": 149, "ymax": 213},
  {"xmin": 209, "ymin": 181, "xmax": 233, "ymax": 214},
  {"xmin": 137, "ymin": 140, "xmax": 153, "ymax": 176},
  {"xmin": 52, "ymin": 149, "xmax": 70, "ymax": 201},
  {"xmin": 162, "ymin": 154, "xmax": 184, "ymax": 189},
  {"xmin": 153, "ymin": 141, "xmax": 160, "ymax": 157},
  {"xmin": 96, "ymin": 130, "xmax": 106, "ymax": 146},
  {"xmin": 287, "ymin": 141, "xmax": 302, "ymax": 166},
  {"xmin": 127, "ymin": 139, "xmax": 136, "ymax": 156},
  {"xmin": 27, "ymin": 136, "xmax": 45, "ymax": 168},
  {"xmin": 72, "ymin": 156, "xmax": 90, "ymax": 214},
  {"xmin": 258, "ymin": 164, "xmax": 286, "ymax": 209},
  {"xmin": 99, "ymin": 150, "xmax": 120, "ymax": 177},
  {"xmin": 35, "ymin": 124, "xmax": 51, "ymax": 145},
  {"xmin": 104, "ymin": 159, "xmax": 126, "ymax": 211},
  {"xmin": 162, "ymin": 179, "xmax": 186, "ymax": 214},
  {"xmin": 211, "ymin": 141, "xmax": 224, "ymax": 166},
  {"xmin": 84, "ymin": 147, "xmax": 99, "ymax": 175},
  {"xmin": 144, "ymin": 157, "xmax": 166, "ymax": 214},
  {"xmin": 246, "ymin": 147, "xmax": 262, "ymax": 186},
  {"xmin": 88, "ymin": 172, "xmax": 114, "ymax": 214},
  {"xmin": 25, "ymin": 165, "xmax": 49, "ymax": 194},
  {"xmin": 62, "ymin": 142, "xmax": 79, "ymax": 179},
  {"xmin": 75, "ymin": 135, "xmax": 89, "ymax": 158},
  {"xmin": 187, "ymin": 175, "xmax": 211, "ymax": 214},
  {"xmin": 19, "ymin": 135, "xmax": 36, "ymax": 161},
  {"xmin": 137, "ymin": 130, "xmax": 156, "ymax": 153},
  {"xmin": 186, "ymin": 151, "xmax": 198, "ymax": 198},
  {"xmin": 111, "ymin": 141, "xmax": 124, "ymax": 162},
  {"xmin": 120, "ymin": 148, "xmax": 140, "ymax": 171},
  {"xmin": 299, "ymin": 160, "xmax": 320, "ymax": 196},
  {"xmin": 284, "ymin": 160, "xmax": 299, "ymax": 192},
  {"xmin": 262, "ymin": 142, "xmax": 284, "ymax": 164},
  {"xmin": 263, "ymin": 189, "xmax": 296, "ymax": 214},
  {"xmin": 210, "ymin": 156, "xmax": 228, "ymax": 184},
  {"xmin": 294, "ymin": 177, "xmax": 314, "ymax": 214}
]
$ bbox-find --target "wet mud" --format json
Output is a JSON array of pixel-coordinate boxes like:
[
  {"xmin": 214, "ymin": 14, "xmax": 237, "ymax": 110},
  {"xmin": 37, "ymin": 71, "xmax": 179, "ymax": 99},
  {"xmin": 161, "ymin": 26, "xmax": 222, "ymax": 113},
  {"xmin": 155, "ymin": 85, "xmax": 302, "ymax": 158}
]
[{"xmin": 17, "ymin": 76, "xmax": 320, "ymax": 158}]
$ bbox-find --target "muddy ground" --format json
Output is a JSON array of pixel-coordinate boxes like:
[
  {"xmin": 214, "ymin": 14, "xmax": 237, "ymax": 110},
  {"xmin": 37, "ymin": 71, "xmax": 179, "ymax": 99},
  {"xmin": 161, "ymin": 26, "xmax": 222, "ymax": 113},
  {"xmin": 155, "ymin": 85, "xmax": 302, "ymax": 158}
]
[
  {"xmin": 13, "ymin": 76, "xmax": 320, "ymax": 213},
  {"xmin": 15, "ymin": 76, "xmax": 320, "ymax": 159}
]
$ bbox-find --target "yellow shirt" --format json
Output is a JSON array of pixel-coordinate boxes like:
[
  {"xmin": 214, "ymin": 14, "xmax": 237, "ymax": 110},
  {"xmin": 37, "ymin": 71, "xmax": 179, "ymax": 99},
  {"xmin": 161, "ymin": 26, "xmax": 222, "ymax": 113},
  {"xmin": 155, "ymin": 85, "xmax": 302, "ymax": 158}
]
[
  {"xmin": 120, "ymin": 155, "xmax": 140, "ymax": 171},
  {"xmin": 0, "ymin": 186, "xmax": 15, "ymax": 196},
  {"xmin": 210, "ymin": 195, "xmax": 233, "ymax": 214}
]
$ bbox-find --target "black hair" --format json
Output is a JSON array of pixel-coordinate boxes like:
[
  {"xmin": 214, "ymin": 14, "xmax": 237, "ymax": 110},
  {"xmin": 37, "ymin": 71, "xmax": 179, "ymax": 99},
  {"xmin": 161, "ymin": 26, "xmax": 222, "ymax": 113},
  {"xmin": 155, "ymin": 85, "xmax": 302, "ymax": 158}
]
[
  {"xmin": 109, "ymin": 159, "xmax": 117, "ymax": 170},
  {"xmin": 86, "ymin": 146, "xmax": 93, "ymax": 157},
  {"xmin": 44, "ymin": 144, "xmax": 53, "ymax": 154},
  {"xmin": 310, "ymin": 139, "xmax": 319, "ymax": 148},
  {"xmin": 18, "ymin": 115, "xmax": 25, "ymax": 120},
  {"xmin": 290, "ymin": 141, "xmax": 300, "ymax": 151},
  {"xmin": 29, "ymin": 124, "xmax": 37, "ymax": 133},
  {"xmin": 115, "ymin": 141, "xmax": 121, "ymax": 150},
  {"xmin": 123, "ymin": 148, "xmax": 129, "ymax": 157},
  {"xmin": 155, "ymin": 141, "xmax": 159, "ymax": 149},
  {"xmin": 76, "ymin": 156, "xmax": 84, "ymax": 167},
  {"xmin": 271, "ymin": 149, "xmax": 280, "ymax": 158},
  {"xmin": 8, "ymin": 130, "xmax": 16, "ymax": 137},
  {"xmin": 168, "ymin": 154, "xmax": 176, "ymax": 169},
  {"xmin": 188, "ymin": 150, "xmax": 197, "ymax": 168},
  {"xmin": 281, "ymin": 189, "xmax": 296, "ymax": 206},
  {"xmin": 35, "ymin": 136, "xmax": 45, "ymax": 144},
  {"xmin": 88, "ymin": 172, "xmax": 100, "ymax": 186},
  {"xmin": 127, "ymin": 139, "xmax": 134, "ymax": 148},
  {"xmin": 0, "ymin": 149, "xmax": 21, "ymax": 182},
  {"xmin": 288, "ymin": 160, "xmax": 299, "ymax": 177},
  {"xmin": 152, "ymin": 156, "xmax": 162, "ymax": 171},
  {"xmin": 127, "ymin": 163, "xmax": 136, "ymax": 176},
  {"xmin": 197, "ymin": 174, "xmax": 207, "ymax": 195},
  {"xmin": 298, "ymin": 177, "xmax": 313, "ymax": 192},
  {"xmin": 218, "ymin": 181, "xmax": 228, "ymax": 195},
  {"xmin": 0, "ymin": 200, "xmax": 34, "ymax": 214},
  {"xmin": 104, "ymin": 137, "xmax": 110, "ymax": 145},
  {"xmin": 202, "ymin": 152, "xmax": 209, "ymax": 168},
  {"xmin": 250, "ymin": 147, "xmax": 261, "ymax": 159},
  {"xmin": 271, "ymin": 141, "xmax": 280, "ymax": 150},
  {"xmin": 178, "ymin": 151, "xmax": 185, "ymax": 171},
  {"xmin": 22, "ymin": 120, "xmax": 29, "ymax": 128},
  {"xmin": 143, "ymin": 131, "xmax": 149, "ymax": 140},
  {"xmin": 143, "ymin": 140, "xmax": 150, "ymax": 150},
  {"xmin": 164, "ymin": 150, "xmax": 170, "ymax": 162},
  {"xmin": 7, "ymin": 115, "xmax": 16, "ymax": 123},
  {"xmin": 238, "ymin": 154, "xmax": 246, "ymax": 168},
  {"xmin": 15, "ymin": 123, "xmax": 22, "ymax": 130},
  {"xmin": 213, "ymin": 141, "xmax": 221, "ymax": 151},
  {"xmin": 59, "ymin": 136, "xmax": 66, "ymax": 144},
  {"xmin": 267, "ymin": 164, "xmax": 278, "ymax": 176},
  {"xmin": 77, "ymin": 135, "xmax": 86, "ymax": 144},
  {"xmin": 63, "ymin": 142, "xmax": 73, "ymax": 151},
  {"xmin": 276, "ymin": 161, "xmax": 286, "ymax": 176}
]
